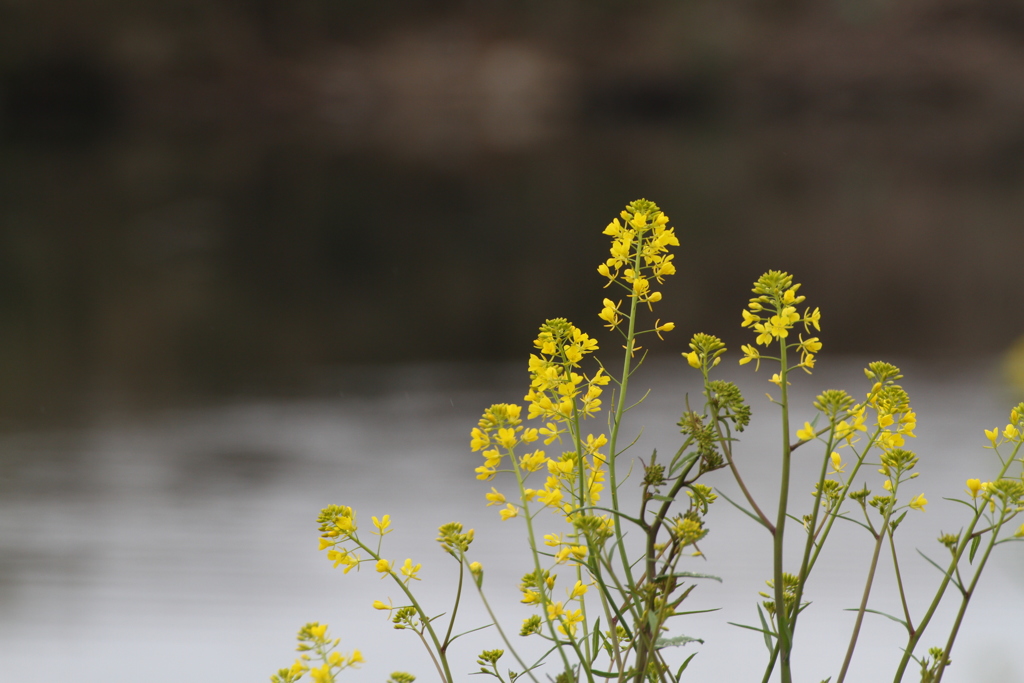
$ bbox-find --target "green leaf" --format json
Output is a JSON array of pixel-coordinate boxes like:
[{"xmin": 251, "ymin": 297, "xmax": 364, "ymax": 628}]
[
  {"xmin": 969, "ymin": 535, "xmax": 981, "ymax": 564},
  {"xmin": 756, "ymin": 603, "xmax": 775, "ymax": 654},
  {"xmin": 717, "ymin": 489, "xmax": 772, "ymax": 530},
  {"xmin": 890, "ymin": 510, "xmax": 908, "ymax": 532},
  {"xmin": 675, "ymin": 652, "xmax": 698, "ymax": 680},
  {"xmin": 655, "ymin": 635, "xmax": 704, "ymax": 649},
  {"xmin": 661, "ymin": 571, "xmax": 723, "ymax": 583},
  {"xmin": 841, "ymin": 607, "xmax": 908, "ymax": 628},
  {"xmin": 915, "ymin": 549, "xmax": 962, "ymax": 591}
]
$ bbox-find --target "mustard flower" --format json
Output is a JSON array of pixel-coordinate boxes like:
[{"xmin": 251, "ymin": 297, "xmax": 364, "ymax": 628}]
[
  {"xmin": 372, "ymin": 515, "xmax": 391, "ymax": 535},
  {"xmin": 985, "ymin": 427, "xmax": 1000, "ymax": 446},
  {"xmin": 400, "ymin": 558, "xmax": 421, "ymax": 582},
  {"xmin": 558, "ymin": 609, "xmax": 585, "ymax": 638},
  {"xmin": 830, "ymin": 452, "xmax": 846, "ymax": 474},
  {"xmin": 796, "ymin": 422, "xmax": 815, "ymax": 441},
  {"xmin": 909, "ymin": 493, "xmax": 928, "ymax": 511},
  {"xmin": 499, "ymin": 503, "xmax": 518, "ymax": 521},
  {"xmin": 372, "ymin": 599, "xmax": 392, "ymax": 611},
  {"xmin": 546, "ymin": 601, "xmax": 565, "ymax": 621},
  {"xmin": 536, "ymin": 486, "xmax": 564, "ymax": 508},
  {"xmin": 1015, "ymin": 523, "xmax": 1024, "ymax": 538},
  {"xmin": 375, "ymin": 559, "xmax": 391, "ymax": 574},
  {"xmin": 485, "ymin": 487, "xmax": 506, "ymax": 506},
  {"xmin": 309, "ymin": 664, "xmax": 332, "ymax": 683},
  {"xmin": 568, "ymin": 580, "xmax": 588, "ymax": 599},
  {"xmin": 804, "ymin": 306, "xmax": 821, "ymax": 331},
  {"xmin": 520, "ymin": 450, "xmax": 547, "ymax": 473},
  {"xmin": 739, "ymin": 344, "xmax": 761, "ymax": 370}
]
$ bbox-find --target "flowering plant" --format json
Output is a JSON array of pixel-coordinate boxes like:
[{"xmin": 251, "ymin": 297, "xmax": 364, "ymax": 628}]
[{"xmin": 274, "ymin": 199, "xmax": 1024, "ymax": 683}]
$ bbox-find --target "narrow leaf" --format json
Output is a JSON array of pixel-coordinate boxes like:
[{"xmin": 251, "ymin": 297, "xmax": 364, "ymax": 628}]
[
  {"xmin": 969, "ymin": 535, "xmax": 981, "ymax": 564},
  {"xmin": 841, "ymin": 607, "xmax": 908, "ymax": 628}
]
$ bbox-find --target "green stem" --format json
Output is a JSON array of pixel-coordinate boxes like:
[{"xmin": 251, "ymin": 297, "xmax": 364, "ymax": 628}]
[
  {"xmin": 470, "ymin": 570, "xmax": 541, "ymax": 683},
  {"xmin": 932, "ymin": 506, "xmax": 1008, "ymax": 683},
  {"xmin": 836, "ymin": 500, "xmax": 896, "ymax": 683},
  {"xmin": 772, "ymin": 341, "xmax": 794, "ymax": 683},
  {"xmin": 892, "ymin": 442, "xmax": 1020, "ymax": 681},
  {"xmin": 355, "ymin": 538, "xmax": 454, "ymax": 683}
]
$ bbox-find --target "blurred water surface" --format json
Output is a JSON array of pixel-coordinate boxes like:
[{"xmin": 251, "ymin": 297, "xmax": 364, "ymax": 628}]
[{"xmin": 0, "ymin": 357, "xmax": 1021, "ymax": 682}]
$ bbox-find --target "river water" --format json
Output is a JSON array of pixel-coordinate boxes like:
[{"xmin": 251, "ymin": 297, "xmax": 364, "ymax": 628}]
[{"xmin": 0, "ymin": 357, "xmax": 1020, "ymax": 682}]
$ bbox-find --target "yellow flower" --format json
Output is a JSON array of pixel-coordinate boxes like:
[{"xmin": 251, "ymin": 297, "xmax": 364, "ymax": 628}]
[
  {"xmin": 309, "ymin": 664, "xmax": 332, "ymax": 683},
  {"xmin": 1015, "ymin": 523, "xmax": 1024, "ymax": 538},
  {"xmin": 568, "ymin": 580, "xmax": 588, "ymax": 599},
  {"xmin": 520, "ymin": 450, "xmax": 548, "ymax": 473},
  {"xmin": 558, "ymin": 609, "xmax": 585, "ymax": 638},
  {"xmin": 1003, "ymin": 423, "xmax": 1020, "ymax": 440},
  {"xmin": 966, "ymin": 478, "xmax": 982, "ymax": 498},
  {"xmin": 499, "ymin": 503, "xmax": 518, "ymax": 521},
  {"xmin": 536, "ymin": 486, "xmax": 564, "ymax": 507},
  {"xmin": 546, "ymin": 601, "xmax": 565, "ymax": 620},
  {"xmin": 685, "ymin": 351, "xmax": 700, "ymax": 368},
  {"xmin": 497, "ymin": 428, "xmax": 518, "ymax": 449},
  {"xmin": 883, "ymin": 480, "xmax": 893, "ymax": 491},
  {"xmin": 372, "ymin": 515, "xmax": 391, "ymax": 535},
  {"xmin": 400, "ymin": 558, "xmax": 422, "ymax": 582},
  {"xmin": 349, "ymin": 650, "xmax": 364, "ymax": 666},
  {"xmin": 909, "ymin": 493, "xmax": 928, "ymax": 511},
  {"xmin": 984, "ymin": 427, "xmax": 999, "ymax": 446},
  {"xmin": 309, "ymin": 624, "xmax": 328, "ymax": 640},
  {"xmin": 796, "ymin": 422, "xmax": 815, "ymax": 441},
  {"xmin": 830, "ymin": 452, "xmax": 845, "ymax": 474},
  {"xmin": 739, "ymin": 344, "xmax": 761, "ymax": 370},
  {"xmin": 799, "ymin": 336, "xmax": 822, "ymax": 354},
  {"xmin": 485, "ymin": 487, "xmax": 506, "ymax": 506},
  {"xmin": 372, "ymin": 599, "xmax": 392, "ymax": 611},
  {"xmin": 804, "ymin": 307, "xmax": 821, "ymax": 331},
  {"xmin": 741, "ymin": 309, "xmax": 760, "ymax": 328},
  {"xmin": 375, "ymin": 558, "xmax": 391, "ymax": 574}
]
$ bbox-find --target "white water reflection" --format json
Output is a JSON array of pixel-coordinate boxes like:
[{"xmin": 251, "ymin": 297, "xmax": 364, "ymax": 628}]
[{"xmin": 0, "ymin": 358, "xmax": 1021, "ymax": 682}]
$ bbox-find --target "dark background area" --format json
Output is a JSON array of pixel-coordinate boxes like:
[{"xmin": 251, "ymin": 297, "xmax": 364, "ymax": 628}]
[{"xmin": 2, "ymin": 0, "xmax": 1023, "ymax": 426}]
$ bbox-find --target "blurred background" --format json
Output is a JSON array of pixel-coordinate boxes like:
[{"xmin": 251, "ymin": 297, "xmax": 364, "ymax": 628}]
[
  {"xmin": 3, "ymin": 0, "xmax": 1024, "ymax": 423},
  {"xmin": 1, "ymin": 0, "xmax": 1024, "ymax": 681}
]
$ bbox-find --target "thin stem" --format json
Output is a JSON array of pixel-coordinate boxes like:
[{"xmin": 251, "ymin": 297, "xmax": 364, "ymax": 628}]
[
  {"xmin": 772, "ymin": 341, "xmax": 794, "ymax": 683},
  {"xmin": 891, "ymin": 441, "xmax": 1020, "ymax": 681},
  {"xmin": 887, "ymin": 532, "xmax": 914, "ymax": 634},
  {"xmin": 933, "ymin": 505, "xmax": 1007, "ymax": 683},
  {"xmin": 440, "ymin": 559, "xmax": 464, "ymax": 651},
  {"xmin": 470, "ymin": 572, "xmax": 541, "ymax": 683},
  {"xmin": 836, "ymin": 502, "xmax": 895, "ymax": 683}
]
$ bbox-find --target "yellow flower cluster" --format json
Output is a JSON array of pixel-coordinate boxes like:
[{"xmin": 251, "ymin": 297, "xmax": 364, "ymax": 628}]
[
  {"xmin": 739, "ymin": 271, "xmax": 821, "ymax": 374},
  {"xmin": 525, "ymin": 319, "xmax": 607, "ymax": 421},
  {"xmin": 596, "ymin": 199, "xmax": 679, "ymax": 311},
  {"xmin": 272, "ymin": 622, "xmax": 364, "ymax": 683},
  {"xmin": 317, "ymin": 505, "xmax": 361, "ymax": 573},
  {"xmin": 984, "ymin": 403, "xmax": 1024, "ymax": 447}
]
